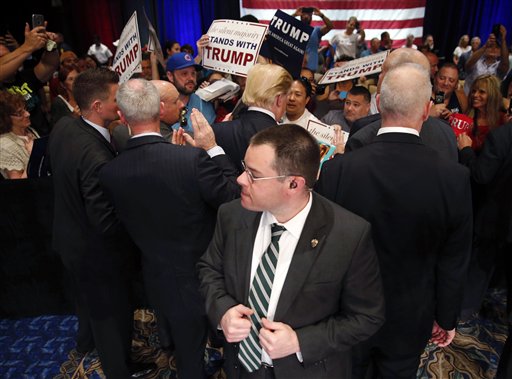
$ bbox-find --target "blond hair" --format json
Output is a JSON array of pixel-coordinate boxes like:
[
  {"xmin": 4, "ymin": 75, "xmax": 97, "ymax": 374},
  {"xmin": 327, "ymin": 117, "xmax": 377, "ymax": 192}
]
[
  {"xmin": 467, "ymin": 74, "xmax": 504, "ymax": 129},
  {"xmin": 242, "ymin": 64, "xmax": 292, "ymax": 109}
]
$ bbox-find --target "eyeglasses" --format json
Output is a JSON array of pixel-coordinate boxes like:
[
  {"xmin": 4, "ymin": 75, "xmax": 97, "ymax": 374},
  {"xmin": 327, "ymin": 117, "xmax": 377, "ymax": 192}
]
[
  {"xmin": 10, "ymin": 108, "xmax": 29, "ymax": 117},
  {"xmin": 241, "ymin": 160, "xmax": 288, "ymax": 184}
]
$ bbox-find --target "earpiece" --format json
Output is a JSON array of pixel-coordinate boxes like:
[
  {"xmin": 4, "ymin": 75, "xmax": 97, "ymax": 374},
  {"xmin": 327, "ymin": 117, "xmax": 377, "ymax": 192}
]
[{"xmin": 289, "ymin": 181, "xmax": 297, "ymax": 189}]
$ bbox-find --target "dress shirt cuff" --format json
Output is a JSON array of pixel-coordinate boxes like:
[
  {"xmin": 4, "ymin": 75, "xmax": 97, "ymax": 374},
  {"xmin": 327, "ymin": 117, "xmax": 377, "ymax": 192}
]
[
  {"xmin": 207, "ymin": 145, "xmax": 225, "ymax": 158},
  {"xmin": 296, "ymin": 351, "xmax": 303, "ymax": 363}
]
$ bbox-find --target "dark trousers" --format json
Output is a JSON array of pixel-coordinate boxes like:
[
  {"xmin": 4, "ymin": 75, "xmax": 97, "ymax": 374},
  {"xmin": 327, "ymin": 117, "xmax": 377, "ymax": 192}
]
[
  {"xmin": 352, "ymin": 343, "xmax": 421, "ymax": 379},
  {"xmin": 239, "ymin": 364, "xmax": 276, "ymax": 379},
  {"xmin": 147, "ymin": 276, "xmax": 208, "ymax": 379},
  {"xmin": 65, "ymin": 258, "xmax": 135, "ymax": 379}
]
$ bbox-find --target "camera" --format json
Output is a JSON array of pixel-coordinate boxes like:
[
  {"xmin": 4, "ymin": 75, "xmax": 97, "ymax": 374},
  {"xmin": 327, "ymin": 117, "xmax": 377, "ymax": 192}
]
[
  {"xmin": 434, "ymin": 91, "xmax": 445, "ymax": 104},
  {"xmin": 316, "ymin": 84, "xmax": 326, "ymax": 96},
  {"xmin": 31, "ymin": 14, "xmax": 45, "ymax": 29},
  {"xmin": 492, "ymin": 24, "xmax": 502, "ymax": 46},
  {"xmin": 355, "ymin": 21, "xmax": 360, "ymax": 30}
]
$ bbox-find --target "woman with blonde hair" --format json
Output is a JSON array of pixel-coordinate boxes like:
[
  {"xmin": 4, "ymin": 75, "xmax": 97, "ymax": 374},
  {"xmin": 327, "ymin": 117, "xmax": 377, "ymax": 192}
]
[{"xmin": 465, "ymin": 74, "xmax": 507, "ymax": 151}]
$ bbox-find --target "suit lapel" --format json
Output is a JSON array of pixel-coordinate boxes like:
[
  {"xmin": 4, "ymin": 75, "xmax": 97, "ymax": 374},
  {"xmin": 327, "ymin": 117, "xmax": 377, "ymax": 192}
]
[
  {"xmin": 77, "ymin": 118, "xmax": 116, "ymax": 154},
  {"xmin": 234, "ymin": 211, "xmax": 261, "ymax": 304},
  {"xmin": 274, "ymin": 194, "xmax": 331, "ymax": 320}
]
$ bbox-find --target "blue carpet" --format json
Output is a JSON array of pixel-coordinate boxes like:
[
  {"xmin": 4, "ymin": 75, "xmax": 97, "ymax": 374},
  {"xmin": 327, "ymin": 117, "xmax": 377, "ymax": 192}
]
[
  {"xmin": 0, "ymin": 289, "xmax": 508, "ymax": 378},
  {"xmin": 0, "ymin": 315, "xmax": 77, "ymax": 378}
]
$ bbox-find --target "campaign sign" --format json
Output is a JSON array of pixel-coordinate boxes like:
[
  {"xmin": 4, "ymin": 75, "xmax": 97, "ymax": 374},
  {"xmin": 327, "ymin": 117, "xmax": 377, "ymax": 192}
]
[
  {"xmin": 263, "ymin": 9, "xmax": 313, "ymax": 78},
  {"xmin": 112, "ymin": 11, "xmax": 141, "ymax": 83},
  {"xmin": 319, "ymin": 50, "xmax": 389, "ymax": 85},
  {"xmin": 448, "ymin": 113, "xmax": 473, "ymax": 136},
  {"xmin": 202, "ymin": 19, "xmax": 268, "ymax": 77},
  {"xmin": 144, "ymin": 7, "xmax": 165, "ymax": 69},
  {"xmin": 306, "ymin": 119, "xmax": 337, "ymax": 168}
]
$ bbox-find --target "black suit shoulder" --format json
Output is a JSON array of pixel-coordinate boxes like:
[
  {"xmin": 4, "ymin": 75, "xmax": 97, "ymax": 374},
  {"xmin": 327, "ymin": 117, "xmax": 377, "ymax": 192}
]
[{"xmin": 213, "ymin": 111, "xmax": 277, "ymax": 171}]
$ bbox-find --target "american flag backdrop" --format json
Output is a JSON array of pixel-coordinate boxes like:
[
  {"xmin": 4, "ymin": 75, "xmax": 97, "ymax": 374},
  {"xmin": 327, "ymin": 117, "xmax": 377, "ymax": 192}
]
[{"xmin": 239, "ymin": 0, "xmax": 426, "ymax": 49}]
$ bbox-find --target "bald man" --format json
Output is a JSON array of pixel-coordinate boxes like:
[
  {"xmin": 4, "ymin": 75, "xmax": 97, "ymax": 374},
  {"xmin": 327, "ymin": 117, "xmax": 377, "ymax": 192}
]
[
  {"xmin": 346, "ymin": 47, "xmax": 458, "ymax": 162},
  {"xmin": 316, "ymin": 63, "xmax": 472, "ymax": 379}
]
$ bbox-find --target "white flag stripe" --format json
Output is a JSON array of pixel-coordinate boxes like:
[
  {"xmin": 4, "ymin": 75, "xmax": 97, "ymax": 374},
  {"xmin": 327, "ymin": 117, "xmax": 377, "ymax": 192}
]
[{"xmin": 240, "ymin": 7, "xmax": 425, "ymax": 22}]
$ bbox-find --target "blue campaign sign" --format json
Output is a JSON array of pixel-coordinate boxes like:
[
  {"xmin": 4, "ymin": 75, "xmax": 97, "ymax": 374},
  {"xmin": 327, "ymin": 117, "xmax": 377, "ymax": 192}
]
[{"xmin": 263, "ymin": 9, "xmax": 313, "ymax": 78}]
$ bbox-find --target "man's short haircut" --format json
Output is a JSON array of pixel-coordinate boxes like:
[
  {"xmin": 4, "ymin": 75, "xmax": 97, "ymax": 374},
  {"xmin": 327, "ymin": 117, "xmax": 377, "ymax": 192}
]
[
  {"xmin": 73, "ymin": 67, "xmax": 119, "ymax": 111},
  {"xmin": 242, "ymin": 64, "xmax": 292, "ymax": 109},
  {"xmin": 439, "ymin": 62, "xmax": 458, "ymax": 72},
  {"xmin": 296, "ymin": 77, "xmax": 312, "ymax": 98},
  {"xmin": 380, "ymin": 63, "xmax": 431, "ymax": 121},
  {"xmin": 348, "ymin": 85, "xmax": 371, "ymax": 103},
  {"xmin": 386, "ymin": 48, "xmax": 430, "ymax": 72},
  {"xmin": 116, "ymin": 78, "xmax": 160, "ymax": 125},
  {"xmin": 249, "ymin": 124, "xmax": 320, "ymax": 188}
]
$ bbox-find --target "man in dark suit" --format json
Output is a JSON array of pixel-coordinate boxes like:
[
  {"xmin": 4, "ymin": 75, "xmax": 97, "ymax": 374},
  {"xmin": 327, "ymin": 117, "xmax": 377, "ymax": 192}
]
[
  {"xmin": 316, "ymin": 63, "xmax": 472, "ymax": 378},
  {"xmin": 48, "ymin": 68, "xmax": 144, "ymax": 378},
  {"xmin": 345, "ymin": 48, "xmax": 458, "ymax": 162},
  {"xmin": 213, "ymin": 63, "xmax": 292, "ymax": 173},
  {"xmin": 99, "ymin": 79, "xmax": 240, "ymax": 378},
  {"xmin": 198, "ymin": 124, "xmax": 385, "ymax": 378},
  {"xmin": 457, "ymin": 122, "xmax": 512, "ymax": 379}
]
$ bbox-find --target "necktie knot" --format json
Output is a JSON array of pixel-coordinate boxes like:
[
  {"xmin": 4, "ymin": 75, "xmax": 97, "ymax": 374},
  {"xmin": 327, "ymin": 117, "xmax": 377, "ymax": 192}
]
[{"xmin": 270, "ymin": 223, "xmax": 286, "ymax": 241}]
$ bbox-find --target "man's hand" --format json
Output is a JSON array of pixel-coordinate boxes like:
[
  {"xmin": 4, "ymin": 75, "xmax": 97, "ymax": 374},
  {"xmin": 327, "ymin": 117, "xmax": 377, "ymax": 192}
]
[
  {"xmin": 259, "ymin": 318, "xmax": 300, "ymax": 359},
  {"xmin": 183, "ymin": 108, "xmax": 217, "ymax": 150},
  {"xmin": 220, "ymin": 304, "xmax": 254, "ymax": 343},
  {"xmin": 429, "ymin": 103, "xmax": 451, "ymax": 119},
  {"xmin": 332, "ymin": 124, "xmax": 346, "ymax": 154},
  {"xmin": 292, "ymin": 7, "xmax": 302, "ymax": 17},
  {"xmin": 171, "ymin": 127, "xmax": 186, "ymax": 145},
  {"xmin": 22, "ymin": 23, "xmax": 47, "ymax": 53},
  {"xmin": 430, "ymin": 320, "xmax": 456, "ymax": 347},
  {"xmin": 312, "ymin": 7, "xmax": 322, "ymax": 16},
  {"xmin": 195, "ymin": 34, "xmax": 209, "ymax": 62},
  {"xmin": 457, "ymin": 133, "xmax": 472, "ymax": 150}
]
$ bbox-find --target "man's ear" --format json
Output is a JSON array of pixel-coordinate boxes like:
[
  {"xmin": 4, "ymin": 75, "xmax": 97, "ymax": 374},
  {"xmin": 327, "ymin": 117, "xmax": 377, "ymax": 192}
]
[
  {"xmin": 166, "ymin": 72, "xmax": 174, "ymax": 83},
  {"xmin": 376, "ymin": 93, "xmax": 381, "ymax": 113},
  {"xmin": 117, "ymin": 110, "xmax": 127, "ymax": 125},
  {"xmin": 423, "ymin": 100, "xmax": 433, "ymax": 121}
]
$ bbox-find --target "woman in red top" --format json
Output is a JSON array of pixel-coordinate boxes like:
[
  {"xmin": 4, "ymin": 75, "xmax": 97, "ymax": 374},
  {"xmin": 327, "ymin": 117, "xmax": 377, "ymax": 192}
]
[{"xmin": 466, "ymin": 74, "xmax": 507, "ymax": 152}]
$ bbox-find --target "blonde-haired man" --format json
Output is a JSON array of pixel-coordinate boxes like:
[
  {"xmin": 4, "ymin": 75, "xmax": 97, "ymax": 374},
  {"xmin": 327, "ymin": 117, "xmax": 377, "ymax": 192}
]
[{"xmin": 213, "ymin": 63, "xmax": 292, "ymax": 173}]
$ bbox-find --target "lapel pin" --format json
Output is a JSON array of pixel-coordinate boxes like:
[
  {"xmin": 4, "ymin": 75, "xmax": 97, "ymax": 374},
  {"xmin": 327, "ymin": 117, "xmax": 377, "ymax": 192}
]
[{"xmin": 311, "ymin": 239, "xmax": 318, "ymax": 248}]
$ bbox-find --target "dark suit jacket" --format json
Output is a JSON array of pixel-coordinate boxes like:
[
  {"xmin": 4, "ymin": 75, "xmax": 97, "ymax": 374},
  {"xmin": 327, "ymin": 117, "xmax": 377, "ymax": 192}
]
[
  {"xmin": 99, "ymin": 135, "xmax": 240, "ymax": 313},
  {"xmin": 459, "ymin": 122, "xmax": 512, "ymax": 243},
  {"xmin": 346, "ymin": 115, "xmax": 459, "ymax": 162},
  {"xmin": 213, "ymin": 110, "xmax": 277, "ymax": 173},
  {"xmin": 48, "ymin": 116, "xmax": 131, "ymax": 272},
  {"xmin": 198, "ymin": 194, "xmax": 385, "ymax": 378},
  {"xmin": 316, "ymin": 132, "xmax": 472, "ymax": 354}
]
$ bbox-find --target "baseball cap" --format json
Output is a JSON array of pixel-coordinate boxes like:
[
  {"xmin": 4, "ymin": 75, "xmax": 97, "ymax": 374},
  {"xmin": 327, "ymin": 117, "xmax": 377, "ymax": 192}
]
[{"xmin": 166, "ymin": 52, "xmax": 202, "ymax": 72}]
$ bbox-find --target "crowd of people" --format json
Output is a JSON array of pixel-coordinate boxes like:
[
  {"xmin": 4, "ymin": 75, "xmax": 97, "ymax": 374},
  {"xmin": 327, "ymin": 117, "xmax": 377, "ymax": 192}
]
[{"xmin": 1, "ymin": 10, "xmax": 512, "ymax": 379}]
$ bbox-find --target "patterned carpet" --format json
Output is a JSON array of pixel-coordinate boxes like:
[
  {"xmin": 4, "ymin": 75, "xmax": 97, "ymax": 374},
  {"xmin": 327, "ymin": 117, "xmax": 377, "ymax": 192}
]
[{"xmin": 0, "ymin": 289, "xmax": 508, "ymax": 379}]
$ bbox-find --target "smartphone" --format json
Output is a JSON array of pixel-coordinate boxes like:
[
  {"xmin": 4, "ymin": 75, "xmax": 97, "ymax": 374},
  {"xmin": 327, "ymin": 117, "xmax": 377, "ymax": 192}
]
[
  {"xmin": 508, "ymin": 97, "xmax": 512, "ymax": 115},
  {"xmin": 32, "ymin": 14, "xmax": 45, "ymax": 29},
  {"xmin": 492, "ymin": 24, "xmax": 502, "ymax": 46},
  {"xmin": 434, "ymin": 91, "xmax": 445, "ymax": 104},
  {"xmin": 301, "ymin": 7, "xmax": 314, "ymax": 13}
]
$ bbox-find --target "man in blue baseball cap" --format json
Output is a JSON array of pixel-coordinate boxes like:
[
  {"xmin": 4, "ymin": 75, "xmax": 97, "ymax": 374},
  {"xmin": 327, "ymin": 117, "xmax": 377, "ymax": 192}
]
[{"xmin": 166, "ymin": 52, "xmax": 216, "ymax": 133}]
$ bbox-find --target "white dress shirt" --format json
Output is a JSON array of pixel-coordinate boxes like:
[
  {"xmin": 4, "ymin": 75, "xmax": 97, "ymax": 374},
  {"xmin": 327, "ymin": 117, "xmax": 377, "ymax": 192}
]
[{"xmin": 250, "ymin": 193, "xmax": 313, "ymax": 365}]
